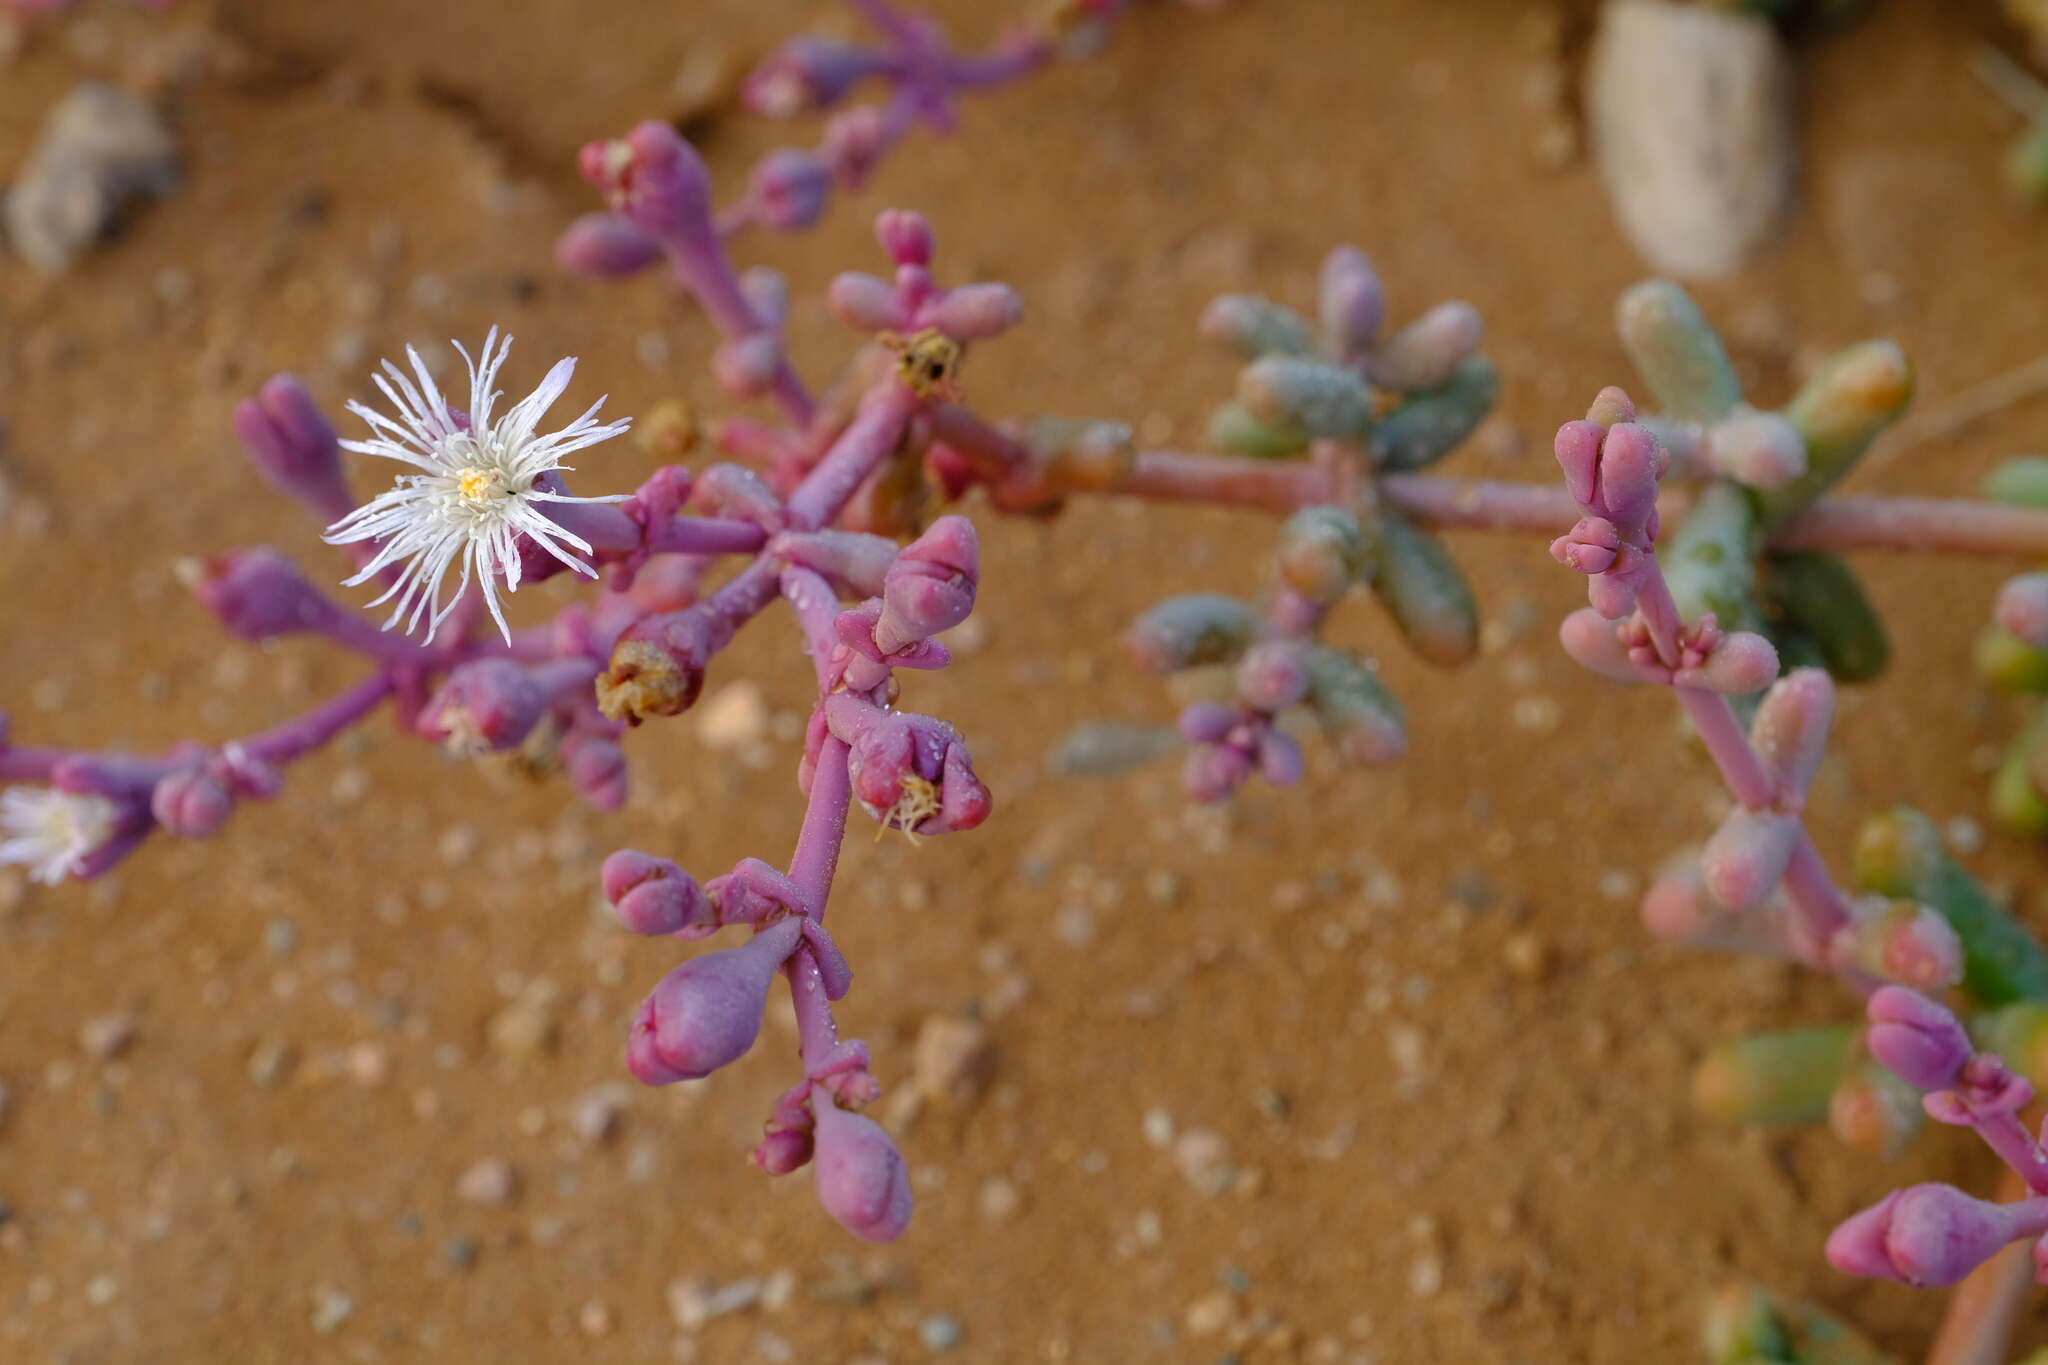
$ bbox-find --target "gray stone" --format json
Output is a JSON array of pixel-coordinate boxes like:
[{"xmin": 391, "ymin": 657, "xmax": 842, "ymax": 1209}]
[
  {"xmin": 5, "ymin": 82, "xmax": 180, "ymax": 274},
  {"xmin": 1586, "ymin": 1, "xmax": 1795, "ymax": 279}
]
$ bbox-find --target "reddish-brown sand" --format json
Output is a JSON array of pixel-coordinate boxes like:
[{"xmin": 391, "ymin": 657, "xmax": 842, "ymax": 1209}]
[{"xmin": 4, "ymin": 1, "xmax": 2047, "ymax": 1361}]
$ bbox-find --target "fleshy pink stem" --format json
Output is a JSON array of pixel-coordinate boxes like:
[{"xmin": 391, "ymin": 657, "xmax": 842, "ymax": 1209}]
[
  {"xmin": 241, "ymin": 675, "xmax": 394, "ymax": 765},
  {"xmin": 644, "ymin": 516, "xmax": 771, "ymax": 557},
  {"xmin": 1773, "ymin": 497, "xmax": 2048, "ymax": 558},
  {"xmin": 786, "ymin": 737, "xmax": 853, "ymax": 1074},
  {"xmin": 786, "ymin": 379, "xmax": 919, "ymax": 531}
]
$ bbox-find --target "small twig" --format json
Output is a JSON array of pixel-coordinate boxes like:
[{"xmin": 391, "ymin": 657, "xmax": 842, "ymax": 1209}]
[
  {"xmin": 1970, "ymin": 43, "xmax": 2048, "ymax": 122},
  {"xmin": 1868, "ymin": 351, "xmax": 2048, "ymax": 472}
]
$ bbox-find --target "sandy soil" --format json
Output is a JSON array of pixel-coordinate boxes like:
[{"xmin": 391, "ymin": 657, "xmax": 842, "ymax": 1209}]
[{"xmin": 3, "ymin": 1, "xmax": 2048, "ymax": 1361}]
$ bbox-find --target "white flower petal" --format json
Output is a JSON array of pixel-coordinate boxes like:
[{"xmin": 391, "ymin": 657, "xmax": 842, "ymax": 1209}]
[
  {"xmin": 324, "ymin": 333, "xmax": 629, "ymax": 644},
  {"xmin": 0, "ymin": 788, "xmax": 117, "ymax": 885}
]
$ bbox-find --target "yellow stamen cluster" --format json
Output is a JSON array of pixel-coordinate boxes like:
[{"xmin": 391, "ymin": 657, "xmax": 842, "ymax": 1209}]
[
  {"xmin": 876, "ymin": 772, "xmax": 941, "ymax": 844},
  {"xmin": 885, "ymin": 328, "xmax": 964, "ymax": 400},
  {"xmin": 456, "ymin": 467, "xmax": 500, "ymax": 503}
]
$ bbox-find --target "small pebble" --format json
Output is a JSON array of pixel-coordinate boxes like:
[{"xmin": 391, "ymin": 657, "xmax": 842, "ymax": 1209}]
[
  {"xmin": 1141, "ymin": 1107, "xmax": 1176, "ymax": 1149},
  {"xmin": 80, "ymin": 1013, "xmax": 136, "ymax": 1060},
  {"xmin": 978, "ymin": 1176, "xmax": 1024, "ymax": 1223},
  {"xmin": 918, "ymin": 1314, "xmax": 964, "ymax": 1353},
  {"xmin": 1185, "ymin": 1291, "xmax": 1234, "ymax": 1337},
  {"xmin": 569, "ymin": 1084, "xmax": 630, "ymax": 1143},
  {"xmin": 1173, "ymin": 1128, "xmax": 1233, "ymax": 1193},
  {"xmin": 247, "ymin": 1036, "xmax": 297, "ymax": 1088},
  {"xmin": 488, "ymin": 981, "xmax": 561, "ymax": 1060},
  {"xmin": 457, "ymin": 1158, "xmax": 518, "ymax": 1207},
  {"xmin": 912, "ymin": 1015, "xmax": 995, "ymax": 1106},
  {"xmin": 310, "ymin": 1288, "xmax": 354, "ymax": 1335},
  {"xmin": 1502, "ymin": 933, "xmax": 1551, "ymax": 982},
  {"xmin": 443, "ymin": 1235, "xmax": 478, "ymax": 1270},
  {"xmin": 696, "ymin": 682, "xmax": 768, "ymax": 751},
  {"xmin": 263, "ymin": 917, "xmax": 300, "ymax": 957}
]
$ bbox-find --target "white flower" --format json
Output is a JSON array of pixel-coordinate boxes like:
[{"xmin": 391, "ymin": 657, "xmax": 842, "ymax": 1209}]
[
  {"xmin": 324, "ymin": 329, "xmax": 631, "ymax": 642},
  {"xmin": 0, "ymin": 787, "xmax": 117, "ymax": 885}
]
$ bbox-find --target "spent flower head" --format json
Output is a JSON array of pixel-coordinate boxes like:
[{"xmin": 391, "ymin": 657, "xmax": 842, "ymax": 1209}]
[
  {"xmin": 323, "ymin": 329, "xmax": 631, "ymax": 642},
  {"xmin": 0, "ymin": 787, "xmax": 118, "ymax": 885}
]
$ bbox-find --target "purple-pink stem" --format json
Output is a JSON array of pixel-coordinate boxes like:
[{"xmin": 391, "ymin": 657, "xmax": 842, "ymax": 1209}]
[
  {"xmin": 786, "ymin": 737, "xmax": 853, "ymax": 1076},
  {"xmin": 782, "ymin": 566, "xmax": 845, "ymax": 690},
  {"xmin": 643, "ymin": 516, "xmax": 770, "ymax": 557},
  {"xmin": 786, "ymin": 378, "xmax": 918, "ymax": 530},
  {"xmin": 240, "ymin": 673, "xmax": 394, "ymax": 765},
  {"xmin": 667, "ymin": 242, "xmax": 815, "ymax": 429},
  {"xmin": 921, "ymin": 408, "xmax": 2048, "ymax": 557},
  {"xmin": 1628, "ymin": 526, "xmax": 1856, "ymax": 963}
]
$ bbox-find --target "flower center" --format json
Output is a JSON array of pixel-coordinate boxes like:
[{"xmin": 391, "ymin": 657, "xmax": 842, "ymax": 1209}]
[{"xmin": 455, "ymin": 466, "xmax": 504, "ymax": 504}]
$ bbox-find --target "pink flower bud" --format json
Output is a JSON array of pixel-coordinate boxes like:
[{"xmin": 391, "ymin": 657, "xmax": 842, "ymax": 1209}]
[
  {"xmin": 1702, "ymin": 807, "xmax": 1798, "ymax": 913},
  {"xmin": 1184, "ymin": 743, "xmax": 1253, "ymax": 802},
  {"xmin": 750, "ymin": 148, "xmax": 833, "ymax": 233},
  {"xmin": 694, "ymin": 462, "xmax": 785, "ymax": 529},
  {"xmin": 1997, "ymin": 573, "xmax": 2048, "ymax": 653},
  {"xmin": 1554, "ymin": 420, "xmax": 1605, "ymax": 509},
  {"xmin": 1827, "ymin": 1184, "xmax": 2028, "ymax": 1288},
  {"xmin": 1848, "ymin": 901, "xmax": 1962, "ymax": 993},
  {"xmin": 1550, "ymin": 517, "xmax": 1620, "ymax": 576},
  {"xmin": 1236, "ymin": 641, "xmax": 1311, "ymax": 712},
  {"xmin": 1641, "ymin": 858, "xmax": 1712, "ymax": 942},
  {"xmin": 1318, "ymin": 245, "xmax": 1384, "ymax": 355},
  {"xmin": 811, "ymin": 1095, "xmax": 913, "ymax": 1242},
  {"xmin": 1592, "ymin": 422, "xmax": 1665, "ymax": 529},
  {"xmin": 1559, "ymin": 608, "xmax": 1647, "ymax": 685},
  {"xmin": 600, "ymin": 605, "xmax": 725, "ymax": 724},
  {"xmin": 752, "ymin": 1126, "xmax": 815, "ymax": 1176},
  {"xmin": 1256, "ymin": 728, "xmax": 1305, "ymax": 786},
  {"xmin": 822, "ymin": 106, "xmax": 889, "ymax": 188},
  {"xmin": 626, "ymin": 917, "xmax": 804, "ymax": 1086},
  {"xmin": 1676, "ymin": 631, "xmax": 1780, "ymax": 695},
  {"xmin": 602, "ymin": 849, "xmax": 715, "ymax": 937},
  {"xmin": 931, "ymin": 283, "xmax": 1023, "ymax": 341},
  {"xmin": 1584, "ymin": 385, "xmax": 1637, "ymax": 428},
  {"xmin": 1586, "ymin": 572, "xmax": 1639, "ymax": 621},
  {"xmin": 875, "ymin": 516, "xmax": 979, "ymax": 654},
  {"xmin": 232, "ymin": 375, "xmax": 350, "ymax": 519},
  {"xmin": 181, "ymin": 548, "xmax": 336, "ymax": 642},
  {"xmin": 418, "ymin": 660, "xmax": 548, "ymax": 753},
  {"xmin": 151, "ymin": 765, "xmax": 233, "ymax": 839},
  {"xmin": 579, "ymin": 122, "xmax": 713, "ymax": 243},
  {"xmin": 1366, "ymin": 301, "xmax": 1482, "ymax": 392},
  {"xmin": 841, "ymin": 708, "xmax": 990, "ymax": 836},
  {"xmin": 1750, "ymin": 668, "xmax": 1834, "ymax": 799},
  {"xmin": 1866, "ymin": 986, "xmax": 1973, "ymax": 1092},
  {"xmin": 1178, "ymin": 702, "xmax": 1239, "ymax": 745},
  {"xmin": 741, "ymin": 36, "xmax": 880, "ymax": 117},
  {"xmin": 827, "ymin": 271, "xmax": 907, "ymax": 333},
  {"xmin": 1704, "ymin": 410, "xmax": 1806, "ymax": 490},
  {"xmin": 553, "ymin": 212, "xmax": 662, "ymax": 278},
  {"xmin": 740, "ymin": 267, "xmax": 791, "ymax": 330},
  {"xmin": 713, "ymin": 333, "xmax": 784, "ymax": 402},
  {"xmin": 564, "ymin": 734, "xmax": 629, "ymax": 812},
  {"xmin": 875, "ymin": 209, "xmax": 933, "ymax": 268}
]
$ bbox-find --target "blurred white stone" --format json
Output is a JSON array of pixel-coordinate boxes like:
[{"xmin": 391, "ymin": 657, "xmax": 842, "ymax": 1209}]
[
  {"xmin": 1587, "ymin": 1, "xmax": 1794, "ymax": 279},
  {"xmin": 4, "ymin": 82, "xmax": 180, "ymax": 273}
]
